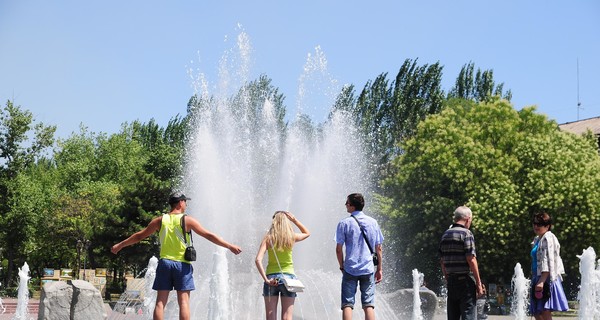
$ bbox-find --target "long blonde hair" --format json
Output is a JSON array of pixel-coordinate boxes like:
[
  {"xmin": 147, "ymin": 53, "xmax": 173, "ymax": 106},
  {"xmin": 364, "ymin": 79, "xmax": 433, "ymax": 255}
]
[{"xmin": 268, "ymin": 211, "xmax": 295, "ymax": 251}]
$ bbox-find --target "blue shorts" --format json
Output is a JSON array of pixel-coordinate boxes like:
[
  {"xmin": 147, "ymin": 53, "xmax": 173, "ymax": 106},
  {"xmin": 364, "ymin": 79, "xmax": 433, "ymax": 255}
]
[
  {"xmin": 262, "ymin": 273, "xmax": 297, "ymax": 298},
  {"xmin": 341, "ymin": 271, "xmax": 375, "ymax": 309},
  {"xmin": 152, "ymin": 258, "xmax": 195, "ymax": 291}
]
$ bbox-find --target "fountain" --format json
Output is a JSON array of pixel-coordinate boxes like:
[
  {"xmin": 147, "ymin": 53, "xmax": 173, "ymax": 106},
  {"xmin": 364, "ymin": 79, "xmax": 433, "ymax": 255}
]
[
  {"xmin": 577, "ymin": 247, "xmax": 600, "ymax": 319},
  {"xmin": 510, "ymin": 262, "xmax": 530, "ymax": 320},
  {"xmin": 12, "ymin": 262, "xmax": 31, "ymax": 320},
  {"xmin": 412, "ymin": 269, "xmax": 424, "ymax": 320},
  {"xmin": 110, "ymin": 30, "xmax": 411, "ymax": 319},
  {"xmin": 109, "ymin": 256, "xmax": 158, "ymax": 319},
  {"xmin": 142, "ymin": 256, "xmax": 158, "ymax": 318},
  {"xmin": 177, "ymin": 30, "xmax": 398, "ymax": 319}
]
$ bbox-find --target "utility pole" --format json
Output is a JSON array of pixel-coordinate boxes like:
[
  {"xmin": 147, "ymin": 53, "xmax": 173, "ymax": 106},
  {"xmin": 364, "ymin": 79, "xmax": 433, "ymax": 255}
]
[{"xmin": 577, "ymin": 58, "xmax": 583, "ymax": 120}]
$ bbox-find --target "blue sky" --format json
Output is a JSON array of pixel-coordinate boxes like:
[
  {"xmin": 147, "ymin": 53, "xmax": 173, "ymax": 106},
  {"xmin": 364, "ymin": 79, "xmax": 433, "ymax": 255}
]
[{"xmin": 1, "ymin": 1, "xmax": 598, "ymax": 139}]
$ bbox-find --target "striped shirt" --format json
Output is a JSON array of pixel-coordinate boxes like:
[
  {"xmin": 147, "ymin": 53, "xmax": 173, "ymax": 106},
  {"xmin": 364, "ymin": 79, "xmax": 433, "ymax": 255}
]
[{"xmin": 438, "ymin": 224, "xmax": 476, "ymax": 275}]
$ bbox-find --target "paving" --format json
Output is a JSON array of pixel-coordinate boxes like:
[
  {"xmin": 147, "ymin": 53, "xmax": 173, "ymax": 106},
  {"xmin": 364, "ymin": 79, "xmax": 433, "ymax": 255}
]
[{"xmin": 0, "ymin": 298, "xmax": 580, "ymax": 319}]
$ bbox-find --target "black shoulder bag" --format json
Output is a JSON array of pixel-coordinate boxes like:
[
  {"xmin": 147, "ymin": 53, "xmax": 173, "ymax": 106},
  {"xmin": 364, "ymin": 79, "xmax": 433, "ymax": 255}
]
[
  {"xmin": 350, "ymin": 215, "xmax": 378, "ymax": 266},
  {"xmin": 180, "ymin": 214, "xmax": 196, "ymax": 261}
]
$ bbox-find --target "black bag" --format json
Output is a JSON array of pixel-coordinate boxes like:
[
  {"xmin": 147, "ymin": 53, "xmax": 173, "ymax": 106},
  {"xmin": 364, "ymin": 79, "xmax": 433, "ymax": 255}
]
[
  {"xmin": 531, "ymin": 280, "xmax": 550, "ymax": 300},
  {"xmin": 184, "ymin": 246, "xmax": 196, "ymax": 262},
  {"xmin": 350, "ymin": 215, "xmax": 378, "ymax": 266},
  {"xmin": 181, "ymin": 215, "xmax": 196, "ymax": 261}
]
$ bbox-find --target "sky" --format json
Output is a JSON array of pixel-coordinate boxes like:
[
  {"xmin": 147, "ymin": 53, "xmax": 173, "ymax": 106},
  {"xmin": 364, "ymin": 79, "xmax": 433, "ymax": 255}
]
[{"xmin": 1, "ymin": 1, "xmax": 599, "ymax": 139}]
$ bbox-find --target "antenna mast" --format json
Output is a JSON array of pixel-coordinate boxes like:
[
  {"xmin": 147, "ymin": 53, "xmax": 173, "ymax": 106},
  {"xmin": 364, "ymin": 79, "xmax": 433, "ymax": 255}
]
[{"xmin": 577, "ymin": 58, "xmax": 583, "ymax": 120}]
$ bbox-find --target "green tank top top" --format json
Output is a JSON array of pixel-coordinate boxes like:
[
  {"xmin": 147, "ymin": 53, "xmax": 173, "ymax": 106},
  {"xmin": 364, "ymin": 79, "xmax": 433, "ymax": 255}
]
[
  {"xmin": 266, "ymin": 247, "xmax": 295, "ymax": 275},
  {"xmin": 159, "ymin": 213, "xmax": 190, "ymax": 263}
]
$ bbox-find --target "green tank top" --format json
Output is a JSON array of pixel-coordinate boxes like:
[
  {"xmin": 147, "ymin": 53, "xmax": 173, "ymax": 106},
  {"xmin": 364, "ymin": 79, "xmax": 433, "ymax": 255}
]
[
  {"xmin": 266, "ymin": 247, "xmax": 295, "ymax": 275},
  {"xmin": 159, "ymin": 213, "xmax": 190, "ymax": 263}
]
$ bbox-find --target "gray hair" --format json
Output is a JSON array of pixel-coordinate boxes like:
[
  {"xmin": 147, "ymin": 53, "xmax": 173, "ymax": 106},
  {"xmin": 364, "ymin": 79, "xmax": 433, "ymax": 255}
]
[{"xmin": 453, "ymin": 206, "xmax": 472, "ymax": 222}]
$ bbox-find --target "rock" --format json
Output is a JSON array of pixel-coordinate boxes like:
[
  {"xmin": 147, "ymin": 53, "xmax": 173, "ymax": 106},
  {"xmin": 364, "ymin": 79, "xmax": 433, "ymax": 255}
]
[
  {"xmin": 70, "ymin": 280, "xmax": 106, "ymax": 320},
  {"xmin": 38, "ymin": 281, "xmax": 72, "ymax": 320},
  {"xmin": 38, "ymin": 280, "xmax": 106, "ymax": 320},
  {"xmin": 380, "ymin": 288, "xmax": 438, "ymax": 320}
]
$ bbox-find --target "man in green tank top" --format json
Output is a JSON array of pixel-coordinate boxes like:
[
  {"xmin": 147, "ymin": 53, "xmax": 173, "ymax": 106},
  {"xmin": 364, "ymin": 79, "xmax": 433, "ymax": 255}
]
[{"xmin": 111, "ymin": 192, "xmax": 242, "ymax": 320}]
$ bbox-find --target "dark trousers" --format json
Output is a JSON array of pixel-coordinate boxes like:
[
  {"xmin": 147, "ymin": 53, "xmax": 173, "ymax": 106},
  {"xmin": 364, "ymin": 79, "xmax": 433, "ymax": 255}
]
[{"xmin": 446, "ymin": 274, "xmax": 476, "ymax": 320}]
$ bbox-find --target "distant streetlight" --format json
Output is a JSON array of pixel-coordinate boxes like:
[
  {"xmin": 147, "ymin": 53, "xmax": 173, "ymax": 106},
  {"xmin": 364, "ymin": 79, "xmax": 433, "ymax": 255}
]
[{"xmin": 76, "ymin": 239, "xmax": 91, "ymax": 280}]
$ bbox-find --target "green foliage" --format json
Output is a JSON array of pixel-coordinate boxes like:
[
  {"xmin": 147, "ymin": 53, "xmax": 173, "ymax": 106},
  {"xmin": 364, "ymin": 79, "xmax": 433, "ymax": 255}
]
[
  {"xmin": 0, "ymin": 114, "xmax": 187, "ymax": 285},
  {"xmin": 382, "ymin": 98, "xmax": 600, "ymax": 290},
  {"xmin": 448, "ymin": 62, "xmax": 512, "ymax": 102},
  {"xmin": 0, "ymin": 101, "xmax": 56, "ymax": 179},
  {"xmin": 0, "ymin": 100, "xmax": 56, "ymax": 286},
  {"xmin": 332, "ymin": 59, "xmax": 445, "ymax": 187}
]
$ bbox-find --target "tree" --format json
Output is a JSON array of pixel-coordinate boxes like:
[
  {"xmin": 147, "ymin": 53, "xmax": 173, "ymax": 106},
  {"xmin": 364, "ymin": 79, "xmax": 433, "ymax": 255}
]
[
  {"xmin": 448, "ymin": 62, "xmax": 512, "ymax": 102},
  {"xmin": 7, "ymin": 160, "xmax": 61, "ymax": 282},
  {"xmin": 47, "ymin": 120, "xmax": 188, "ymax": 291},
  {"xmin": 382, "ymin": 98, "xmax": 600, "ymax": 293},
  {"xmin": 50, "ymin": 129, "xmax": 123, "ymax": 276},
  {"xmin": 332, "ymin": 59, "xmax": 445, "ymax": 187},
  {"xmin": 0, "ymin": 100, "xmax": 55, "ymax": 286}
]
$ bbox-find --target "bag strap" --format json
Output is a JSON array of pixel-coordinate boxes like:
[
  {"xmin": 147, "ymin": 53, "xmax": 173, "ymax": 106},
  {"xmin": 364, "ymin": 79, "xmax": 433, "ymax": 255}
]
[
  {"xmin": 268, "ymin": 237, "xmax": 285, "ymax": 275},
  {"xmin": 350, "ymin": 215, "xmax": 374, "ymax": 255},
  {"xmin": 180, "ymin": 214, "xmax": 193, "ymax": 246}
]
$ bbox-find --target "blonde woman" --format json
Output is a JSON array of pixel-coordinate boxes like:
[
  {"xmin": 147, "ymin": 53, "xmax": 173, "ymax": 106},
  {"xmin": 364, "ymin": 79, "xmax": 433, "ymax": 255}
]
[{"xmin": 255, "ymin": 211, "xmax": 310, "ymax": 320}]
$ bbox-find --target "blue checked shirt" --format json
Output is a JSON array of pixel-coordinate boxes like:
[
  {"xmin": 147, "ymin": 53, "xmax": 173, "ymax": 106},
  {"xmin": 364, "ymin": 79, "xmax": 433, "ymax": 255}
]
[{"xmin": 336, "ymin": 211, "xmax": 384, "ymax": 276}]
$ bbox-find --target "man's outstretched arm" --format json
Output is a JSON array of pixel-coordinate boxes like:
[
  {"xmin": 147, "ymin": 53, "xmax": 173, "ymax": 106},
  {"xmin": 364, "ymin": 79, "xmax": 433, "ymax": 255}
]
[{"xmin": 111, "ymin": 217, "xmax": 162, "ymax": 254}]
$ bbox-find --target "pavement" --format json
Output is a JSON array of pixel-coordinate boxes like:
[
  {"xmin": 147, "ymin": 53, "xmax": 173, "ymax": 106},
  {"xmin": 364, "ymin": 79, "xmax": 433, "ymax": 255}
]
[
  {"xmin": 0, "ymin": 311, "xmax": 580, "ymax": 319},
  {"xmin": 0, "ymin": 297, "xmax": 580, "ymax": 319},
  {"xmin": 0, "ymin": 313, "xmax": 580, "ymax": 319},
  {"xmin": 433, "ymin": 316, "xmax": 577, "ymax": 320}
]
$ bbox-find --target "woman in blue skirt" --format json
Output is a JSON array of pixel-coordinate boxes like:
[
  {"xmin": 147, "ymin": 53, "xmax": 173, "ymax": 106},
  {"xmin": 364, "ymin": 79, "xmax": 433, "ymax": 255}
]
[{"xmin": 530, "ymin": 212, "xmax": 569, "ymax": 319}]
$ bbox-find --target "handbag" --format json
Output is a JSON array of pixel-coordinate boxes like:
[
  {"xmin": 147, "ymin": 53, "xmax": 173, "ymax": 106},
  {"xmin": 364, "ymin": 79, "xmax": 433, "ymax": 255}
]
[
  {"xmin": 531, "ymin": 280, "xmax": 550, "ymax": 300},
  {"xmin": 180, "ymin": 215, "xmax": 196, "ymax": 261},
  {"xmin": 269, "ymin": 238, "xmax": 305, "ymax": 292},
  {"xmin": 350, "ymin": 215, "xmax": 378, "ymax": 266},
  {"xmin": 281, "ymin": 278, "xmax": 305, "ymax": 293}
]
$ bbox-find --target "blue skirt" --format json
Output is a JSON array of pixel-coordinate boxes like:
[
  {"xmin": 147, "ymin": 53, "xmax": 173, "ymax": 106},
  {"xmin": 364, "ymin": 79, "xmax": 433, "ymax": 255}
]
[{"xmin": 529, "ymin": 276, "xmax": 569, "ymax": 315}]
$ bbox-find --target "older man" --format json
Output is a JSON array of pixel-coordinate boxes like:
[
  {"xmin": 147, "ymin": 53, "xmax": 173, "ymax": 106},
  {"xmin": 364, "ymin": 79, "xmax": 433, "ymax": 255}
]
[{"xmin": 439, "ymin": 206, "xmax": 485, "ymax": 320}]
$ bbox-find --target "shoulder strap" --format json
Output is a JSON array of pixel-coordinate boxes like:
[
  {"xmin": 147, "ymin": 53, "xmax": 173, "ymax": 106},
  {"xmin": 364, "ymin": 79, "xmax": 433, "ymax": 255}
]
[
  {"xmin": 180, "ymin": 214, "xmax": 193, "ymax": 246},
  {"xmin": 350, "ymin": 215, "xmax": 374, "ymax": 254},
  {"xmin": 268, "ymin": 237, "xmax": 285, "ymax": 274}
]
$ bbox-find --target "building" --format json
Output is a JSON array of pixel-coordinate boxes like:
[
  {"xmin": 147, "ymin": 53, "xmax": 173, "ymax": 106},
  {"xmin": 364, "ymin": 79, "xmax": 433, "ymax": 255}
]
[{"xmin": 559, "ymin": 116, "xmax": 600, "ymax": 152}]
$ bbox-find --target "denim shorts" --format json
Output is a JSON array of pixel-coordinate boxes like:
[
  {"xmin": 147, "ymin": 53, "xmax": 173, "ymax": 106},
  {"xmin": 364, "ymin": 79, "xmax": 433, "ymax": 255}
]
[
  {"xmin": 152, "ymin": 258, "xmax": 195, "ymax": 291},
  {"xmin": 262, "ymin": 273, "xmax": 298, "ymax": 298},
  {"xmin": 341, "ymin": 271, "xmax": 375, "ymax": 309}
]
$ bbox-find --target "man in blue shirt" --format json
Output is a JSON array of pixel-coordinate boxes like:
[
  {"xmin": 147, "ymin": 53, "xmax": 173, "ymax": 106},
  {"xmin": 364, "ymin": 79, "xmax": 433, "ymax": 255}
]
[{"xmin": 335, "ymin": 193, "xmax": 384, "ymax": 320}]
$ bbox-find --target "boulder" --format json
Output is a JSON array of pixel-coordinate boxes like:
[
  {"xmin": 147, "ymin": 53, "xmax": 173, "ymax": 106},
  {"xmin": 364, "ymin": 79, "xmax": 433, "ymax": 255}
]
[
  {"xmin": 70, "ymin": 280, "xmax": 106, "ymax": 320},
  {"xmin": 38, "ymin": 280, "xmax": 106, "ymax": 320},
  {"xmin": 38, "ymin": 281, "xmax": 72, "ymax": 320},
  {"xmin": 380, "ymin": 288, "xmax": 438, "ymax": 320}
]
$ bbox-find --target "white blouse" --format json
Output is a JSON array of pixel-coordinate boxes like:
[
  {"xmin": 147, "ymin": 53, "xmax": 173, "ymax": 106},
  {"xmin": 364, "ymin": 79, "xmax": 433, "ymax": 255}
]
[{"xmin": 534, "ymin": 230, "xmax": 566, "ymax": 281}]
